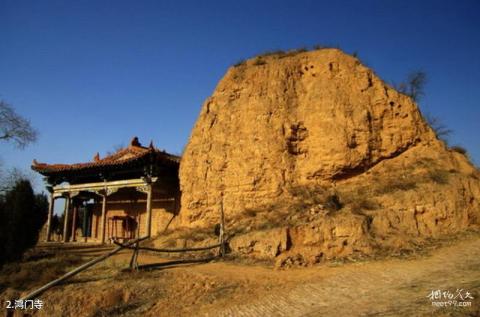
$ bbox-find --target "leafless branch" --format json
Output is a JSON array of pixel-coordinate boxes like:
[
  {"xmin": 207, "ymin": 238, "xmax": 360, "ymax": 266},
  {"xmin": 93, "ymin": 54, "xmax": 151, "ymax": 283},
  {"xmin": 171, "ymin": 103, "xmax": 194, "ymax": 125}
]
[
  {"xmin": 393, "ymin": 71, "xmax": 427, "ymax": 103},
  {"xmin": 0, "ymin": 167, "xmax": 35, "ymax": 193},
  {"xmin": 0, "ymin": 100, "xmax": 38, "ymax": 148},
  {"xmin": 424, "ymin": 113, "xmax": 452, "ymax": 142}
]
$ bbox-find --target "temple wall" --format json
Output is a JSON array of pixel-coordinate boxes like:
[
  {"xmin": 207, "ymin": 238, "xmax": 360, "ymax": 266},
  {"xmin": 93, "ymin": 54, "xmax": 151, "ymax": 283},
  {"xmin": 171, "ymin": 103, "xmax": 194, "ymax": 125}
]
[
  {"xmin": 42, "ymin": 176, "xmax": 180, "ymax": 243},
  {"xmin": 88, "ymin": 199, "xmax": 178, "ymax": 242}
]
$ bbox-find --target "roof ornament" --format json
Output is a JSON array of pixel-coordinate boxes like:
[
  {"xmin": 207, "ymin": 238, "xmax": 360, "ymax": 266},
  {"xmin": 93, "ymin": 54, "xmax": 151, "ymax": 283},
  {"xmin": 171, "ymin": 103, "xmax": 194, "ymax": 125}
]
[
  {"xmin": 130, "ymin": 136, "xmax": 141, "ymax": 147},
  {"xmin": 93, "ymin": 152, "xmax": 101, "ymax": 162}
]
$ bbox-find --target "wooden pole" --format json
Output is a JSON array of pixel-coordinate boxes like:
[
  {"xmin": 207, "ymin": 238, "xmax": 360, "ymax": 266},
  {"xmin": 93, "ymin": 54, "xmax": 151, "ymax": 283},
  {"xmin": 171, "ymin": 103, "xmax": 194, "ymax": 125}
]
[
  {"xmin": 100, "ymin": 194, "xmax": 107, "ymax": 244},
  {"xmin": 145, "ymin": 184, "xmax": 153, "ymax": 238},
  {"xmin": 219, "ymin": 198, "xmax": 226, "ymax": 257},
  {"xmin": 137, "ymin": 212, "xmax": 141, "ymax": 239},
  {"xmin": 45, "ymin": 193, "xmax": 55, "ymax": 242},
  {"xmin": 62, "ymin": 196, "xmax": 70, "ymax": 243},
  {"xmin": 129, "ymin": 242, "xmax": 136, "ymax": 269},
  {"xmin": 19, "ymin": 236, "xmax": 148, "ymax": 302},
  {"xmin": 84, "ymin": 207, "xmax": 89, "ymax": 243},
  {"xmin": 71, "ymin": 202, "xmax": 78, "ymax": 242},
  {"xmin": 129, "ymin": 242, "xmax": 140, "ymax": 271}
]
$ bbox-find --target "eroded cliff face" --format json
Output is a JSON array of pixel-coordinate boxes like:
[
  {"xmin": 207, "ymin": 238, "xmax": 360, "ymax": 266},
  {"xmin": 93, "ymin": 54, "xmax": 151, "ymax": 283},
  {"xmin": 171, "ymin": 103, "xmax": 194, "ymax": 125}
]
[
  {"xmin": 180, "ymin": 49, "xmax": 435, "ymax": 225},
  {"xmin": 175, "ymin": 48, "xmax": 480, "ymax": 265}
]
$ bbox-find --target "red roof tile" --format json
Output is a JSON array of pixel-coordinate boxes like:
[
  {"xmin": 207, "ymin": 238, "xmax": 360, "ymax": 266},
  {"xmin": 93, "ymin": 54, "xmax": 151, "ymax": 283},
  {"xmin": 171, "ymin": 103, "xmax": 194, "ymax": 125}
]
[{"xmin": 32, "ymin": 137, "xmax": 179, "ymax": 175}]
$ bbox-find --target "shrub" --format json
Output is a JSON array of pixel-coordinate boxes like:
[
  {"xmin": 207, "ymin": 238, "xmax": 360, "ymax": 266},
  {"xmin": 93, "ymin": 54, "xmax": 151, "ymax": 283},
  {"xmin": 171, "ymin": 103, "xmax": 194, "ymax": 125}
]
[
  {"xmin": 287, "ymin": 184, "xmax": 343, "ymax": 213},
  {"xmin": 351, "ymin": 197, "xmax": 378, "ymax": 211},
  {"xmin": 278, "ymin": 47, "xmax": 308, "ymax": 59},
  {"xmin": 325, "ymin": 194, "xmax": 343, "ymax": 211},
  {"xmin": 395, "ymin": 71, "xmax": 426, "ymax": 103},
  {"xmin": 287, "ymin": 185, "xmax": 328, "ymax": 205},
  {"xmin": 253, "ymin": 57, "xmax": 266, "ymax": 66},
  {"xmin": 450, "ymin": 145, "xmax": 468, "ymax": 155},
  {"xmin": 428, "ymin": 169, "xmax": 450, "ymax": 184},
  {"xmin": 244, "ymin": 209, "xmax": 257, "ymax": 217},
  {"xmin": 258, "ymin": 50, "xmax": 286, "ymax": 58},
  {"xmin": 233, "ymin": 59, "xmax": 246, "ymax": 67},
  {"xmin": 252, "ymin": 47, "xmax": 313, "ymax": 63},
  {"xmin": 424, "ymin": 114, "xmax": 452, "ymax": 142},
  {"xmin": 312, "ymin": 44, "xmax": 340, "ymax": 51},
  {"xmin": 374, "ymin": 178, "xmax": 417, "ymax": 195},
  {"xmin": 338, "ymin": 186, "xmax": 378, "ymax": 213}
]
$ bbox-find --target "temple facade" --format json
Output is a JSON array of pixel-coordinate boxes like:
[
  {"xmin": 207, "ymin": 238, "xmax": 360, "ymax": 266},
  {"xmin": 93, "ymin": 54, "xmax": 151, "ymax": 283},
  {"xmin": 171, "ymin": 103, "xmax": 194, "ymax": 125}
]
[{"xmin": 32, "ymin": 137, "xmax": 180, "ymax": 244}]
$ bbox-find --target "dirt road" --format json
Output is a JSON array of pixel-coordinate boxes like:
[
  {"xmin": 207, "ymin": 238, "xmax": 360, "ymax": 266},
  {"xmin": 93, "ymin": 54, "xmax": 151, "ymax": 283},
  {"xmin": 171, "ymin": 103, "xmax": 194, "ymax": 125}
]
[
  {"xmin": 204, "ymin": 236, "xmax": 480, "ymax": 316},
  {"xmin": 2, "ymin": 233, "xmax": 479, "ymax": 316}
]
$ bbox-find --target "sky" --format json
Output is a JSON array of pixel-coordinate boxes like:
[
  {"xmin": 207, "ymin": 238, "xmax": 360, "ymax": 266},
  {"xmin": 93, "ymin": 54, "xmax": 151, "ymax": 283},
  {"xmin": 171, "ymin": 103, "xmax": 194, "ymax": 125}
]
[{"xmin": 1, "ymin": 0, "xmax": 479, "ymax": 194}]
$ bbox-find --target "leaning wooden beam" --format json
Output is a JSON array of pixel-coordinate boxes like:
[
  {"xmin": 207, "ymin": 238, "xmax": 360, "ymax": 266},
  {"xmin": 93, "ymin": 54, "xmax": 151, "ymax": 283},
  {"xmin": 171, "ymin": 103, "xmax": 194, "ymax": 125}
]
[
  {"xmin": 19, "ymin": 236, "xmax": 149, "ymax": 302},
  {"xmin": 113, "ymin": 241, "xmax": 221, "ymax": 253},
  {"xmin": 136, "ymin": 257, "xmax": 218, "ymax": 270}
]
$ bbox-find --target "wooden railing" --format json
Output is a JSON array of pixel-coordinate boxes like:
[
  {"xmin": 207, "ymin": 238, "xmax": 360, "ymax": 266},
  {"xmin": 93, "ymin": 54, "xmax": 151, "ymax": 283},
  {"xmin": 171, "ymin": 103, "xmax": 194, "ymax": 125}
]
[{"xmin": 17, "ymin": 236, "xmax": 149, "ymax": 303}]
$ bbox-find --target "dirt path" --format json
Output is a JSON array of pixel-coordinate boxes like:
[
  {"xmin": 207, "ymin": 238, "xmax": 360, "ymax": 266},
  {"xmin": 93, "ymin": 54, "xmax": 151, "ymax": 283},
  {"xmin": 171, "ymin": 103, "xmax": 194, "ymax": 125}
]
[
  {"xmin": 201, "ymin": 236, "xmax": 480, "ymax": 316},
  {"xmin": 6, "ymin": 234, "xmax": 479, "ymax": 316}
]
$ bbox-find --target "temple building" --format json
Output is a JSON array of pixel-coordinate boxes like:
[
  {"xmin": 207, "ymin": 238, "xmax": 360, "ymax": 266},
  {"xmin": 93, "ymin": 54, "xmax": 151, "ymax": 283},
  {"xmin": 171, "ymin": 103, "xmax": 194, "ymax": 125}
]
[{"xmin": 32, "ymin": 137, "xmax": 180, "ymax": 244}]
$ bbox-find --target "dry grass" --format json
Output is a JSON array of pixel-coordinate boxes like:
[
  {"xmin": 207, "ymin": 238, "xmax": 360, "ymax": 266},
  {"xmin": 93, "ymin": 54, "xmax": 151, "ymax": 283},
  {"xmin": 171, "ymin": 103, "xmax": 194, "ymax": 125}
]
[
  {"xmin": 3, "ymin": 234, "xmax": 479, "ymax": 317},
  {"xmin": 241, "ymin": 47, "xmax": 313, "ymax": 67},
  {"xmin": 256, "ymin": 48, "xmax": 308, "ymax": 60},
  {"xmin": 257, "ymin": 50, "xmax": 286, "ymax": 58},
  {"xmin": 158, "ymin": 227, "xmax": 217, "ymax": 247},
  {"xmin": 243, "ymin": 208, "xmax": 258, "ymax": 218},
  {"xmin": 287, "ymin": 185, "xmax": 343, "ymax": 211},
  {"xmin": 0, "ymin": 250, "xmax": 82, "ymax": 293},
  {"xmin": 373, "ymin": 177, "xmax": 417, "ymax": 195},
  {"xmin": 278, "ymin": 48, "xmax": 308, "ymax": 58},
  {"xmin": 226, "ymin": 184, "xmax": 347, "ymax": 232},
  {"xmin": 428, "ymin": 169, "xmax": 450, "ymax": 184},
  {"xmin": 350, "ymin": 197, "xmax": 379, "ymax": 212}
]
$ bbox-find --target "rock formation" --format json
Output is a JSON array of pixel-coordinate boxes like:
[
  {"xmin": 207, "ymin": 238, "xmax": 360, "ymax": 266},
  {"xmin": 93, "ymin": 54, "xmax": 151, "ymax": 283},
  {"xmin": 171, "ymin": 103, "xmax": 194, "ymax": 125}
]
[{"xmin": 176, "ymin": 48, "xmax": 480, "ymax": 265}]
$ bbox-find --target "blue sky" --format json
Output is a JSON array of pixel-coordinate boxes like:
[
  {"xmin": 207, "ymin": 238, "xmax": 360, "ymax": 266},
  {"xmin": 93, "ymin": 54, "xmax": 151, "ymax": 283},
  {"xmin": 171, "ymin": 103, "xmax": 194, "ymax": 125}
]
[{"xmin": 1, "ymin": 0, "xmax": 479, "ymax": 194}]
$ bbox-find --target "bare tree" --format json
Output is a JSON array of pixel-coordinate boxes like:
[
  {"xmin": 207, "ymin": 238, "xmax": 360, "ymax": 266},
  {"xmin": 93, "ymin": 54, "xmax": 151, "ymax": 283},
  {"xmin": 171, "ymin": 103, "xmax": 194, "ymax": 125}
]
[
  {"xmin": 395, "ymin": 71, "xmax": 427, "ymax": 103},
  {"xmin": 394, "ymin": 72, "xmax": 452, "ymax": 143},
  {"xmin": 424, "ymin": 113, "xmax": 452, "ymax": 143},
  {"xmin": 0, "ymin": 100, "xmax": 38, "ymax": 148},
  {"xmin": 0, "ymin": 167, "xmax": 37, "ymax": 193}
]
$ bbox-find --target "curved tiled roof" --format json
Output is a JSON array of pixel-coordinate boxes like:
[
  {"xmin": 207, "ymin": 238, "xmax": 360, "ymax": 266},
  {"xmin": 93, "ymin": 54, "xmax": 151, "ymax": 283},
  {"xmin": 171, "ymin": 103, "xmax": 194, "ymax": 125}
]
[{"xmin": 32, "ymin": 137, "xmax": 180, "ymax": 175}]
